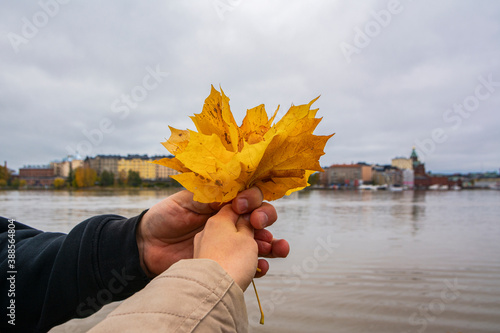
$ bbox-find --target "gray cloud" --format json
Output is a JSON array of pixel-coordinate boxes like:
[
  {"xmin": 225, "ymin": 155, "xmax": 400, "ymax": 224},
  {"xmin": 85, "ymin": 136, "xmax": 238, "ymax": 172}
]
[{"xmin": 1, "ymin": 0, "xmax": 499, "ymax": 173}]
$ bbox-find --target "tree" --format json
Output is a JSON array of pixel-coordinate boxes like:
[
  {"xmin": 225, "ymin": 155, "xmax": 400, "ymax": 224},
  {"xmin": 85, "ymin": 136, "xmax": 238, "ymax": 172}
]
[
  {"xmin": 54, "ymin": 177, "xmax": 66, "ymax": 189},
  {"xmin": 67, "ymin": 168, "xmax": 75, "ymax": 187},
  {"xmin": 118, "ymin": 170, "xmax": 128, "ymax": 186},
  {"xmin": 308, "ymin": 172, "xmax": 320, "ymax": 186},
  {"xmin": 100, "ymin": 170, "xmax": 115, "ymax": 187},
  {"xmin": 0, "ymin": 179, "xmax": 6, "ymax": 188},
  {"xmin": 74, "ymin": 167, "xmax": 97, "ymax": 188},
  {"xmin": 127, "ymin": 170, "xmax": 142, "ymax": 187},
  {"xmin": 9, "ymin": 179, "xmax": 26, "ymax": 189},
  {"xmin": 0, "ymin": 165, "xmax": 11, "ymax": 184}
]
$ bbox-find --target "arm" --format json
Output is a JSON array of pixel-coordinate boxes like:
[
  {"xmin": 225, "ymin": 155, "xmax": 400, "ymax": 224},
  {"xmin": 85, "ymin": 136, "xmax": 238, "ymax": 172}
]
[
  {"xmin": 0, "ymin": 214, "xmax": 150, "ymax": 333},
  {"xmin": 88, "ymin": 259, "xmax": 249, "ymax": 332},
  {"xmin": 1, "ymin": 187, "xmax": 288, "ymax": 332},
  {"xmin": 90, "ymin": 204, "xmax": 273, "ymax": 332}
]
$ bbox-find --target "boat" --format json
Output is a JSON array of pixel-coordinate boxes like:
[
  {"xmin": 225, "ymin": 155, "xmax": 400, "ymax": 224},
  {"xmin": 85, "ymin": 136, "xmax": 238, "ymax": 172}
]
[
  {"xmin": 489, "ymin": 182, "xmax": 500, "ymax": 190},
  {"xmin": 389, "ymin": 184, "xmax": 403, "ymax": 192},
  {"xmin": 358, "ymin": 184, "xmax": 378, "ymax": 190}
]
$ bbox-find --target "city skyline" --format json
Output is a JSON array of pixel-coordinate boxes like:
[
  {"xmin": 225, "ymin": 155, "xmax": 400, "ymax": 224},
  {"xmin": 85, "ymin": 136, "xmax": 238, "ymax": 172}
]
[{"xmin": 4, "ymin": 148, "xmax": 499, "ymax": 176}]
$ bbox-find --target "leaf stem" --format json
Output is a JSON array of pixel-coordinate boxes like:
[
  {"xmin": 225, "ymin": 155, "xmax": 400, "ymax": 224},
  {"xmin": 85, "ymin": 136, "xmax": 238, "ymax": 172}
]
[{"xmin": 251, "ymin": 279, "xmax": 264, "ymax": 325}]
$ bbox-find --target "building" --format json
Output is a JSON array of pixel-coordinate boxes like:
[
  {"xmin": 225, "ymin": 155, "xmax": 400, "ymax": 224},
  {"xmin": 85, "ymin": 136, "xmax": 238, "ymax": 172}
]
[
  {"xmin": 372, "ymin": 165, "xmax": 403, "ymax": 186},
  {"xmin": 19, "ymin": 165, "xmax": 56, "ymax": 187},
  {"xmin": 86, "ymin": 155, "xmax": 122, "ymax": 176},
  {"xmin": 85, "ymin": 154, "xmax": 178, "ymax": 181},
  {"xmin": 118, "ymin": 155, "xmax": 156, "ymax": 180},
  {"xmin": 326, "ymin": 164, "xmax": 372, "ymax": 186},
  {"xmin": 52, "ymin": 155, "xmax": 83, "ymax": 178},
  {"xmin": 411, "ymin": 148, "xmax": 455, "ymax": 189},
  {"xmin": 391, "ymin": 157, "xmax": 413, "ymax": 170},
  {"xmin": 151, "ymin": 155, "xmax": 179, "ymax": 180},
  {"xmin": 402, "ymin": 169, "xmax": 415, "ymax": 189}
]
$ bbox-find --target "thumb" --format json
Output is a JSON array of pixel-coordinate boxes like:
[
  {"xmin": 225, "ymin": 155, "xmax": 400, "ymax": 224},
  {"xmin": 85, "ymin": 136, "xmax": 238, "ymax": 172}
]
[{"xmin": 235, "ymin": 213, "xmax": 254, "ymax": 237}]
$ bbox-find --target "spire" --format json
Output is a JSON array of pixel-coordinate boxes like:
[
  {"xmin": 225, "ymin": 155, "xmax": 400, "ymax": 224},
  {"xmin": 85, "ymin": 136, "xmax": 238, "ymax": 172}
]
[{"xmin": 410, "ymin": 146, "xmax": 420, "ymax": 168}]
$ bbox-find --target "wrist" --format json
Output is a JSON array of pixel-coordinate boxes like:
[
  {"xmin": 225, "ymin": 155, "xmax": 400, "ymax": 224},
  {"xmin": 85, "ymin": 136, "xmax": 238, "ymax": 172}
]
[{"xmin": 136, "ymin": 212, "xmax": 155, "ymax": 278}]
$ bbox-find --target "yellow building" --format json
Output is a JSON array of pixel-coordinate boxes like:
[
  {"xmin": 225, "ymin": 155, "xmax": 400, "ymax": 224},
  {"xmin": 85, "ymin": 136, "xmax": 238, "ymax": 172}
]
[
  {"xmin": 117, "ymin": 155, "xmax": 178, "ymax": 181},
  {"xmin": 118, "ymin": 155, "xmax": 156, "ymax": 180},
  {"xmin": 391, "ymin": 157, "xmax": 413, "ymax": 170},
  {"xmin": 155, "ymin": 163, "xmax": 179, "ymax": 180}
]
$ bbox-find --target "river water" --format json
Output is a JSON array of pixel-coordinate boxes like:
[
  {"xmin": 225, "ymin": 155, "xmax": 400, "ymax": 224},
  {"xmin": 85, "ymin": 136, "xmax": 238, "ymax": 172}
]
[{"xmin": 1, "ymin": 189, "xmax": 499, "ymax": 332}]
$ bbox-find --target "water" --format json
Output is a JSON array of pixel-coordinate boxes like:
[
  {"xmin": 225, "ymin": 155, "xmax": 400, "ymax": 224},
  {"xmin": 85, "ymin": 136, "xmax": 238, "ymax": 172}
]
[{"xmin": 1, "ymin": 189, "xmax": 499, "ymax": 332}]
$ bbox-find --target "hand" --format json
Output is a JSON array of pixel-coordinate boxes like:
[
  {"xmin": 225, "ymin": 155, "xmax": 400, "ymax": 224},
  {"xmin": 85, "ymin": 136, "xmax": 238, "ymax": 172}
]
[
  {"xmin": 136, "ymin": 187, "xmax": 289, "ymax": 277},
  {"xmin": 193, "ymin": 204, "xmax": 257, "ymax": 291}
]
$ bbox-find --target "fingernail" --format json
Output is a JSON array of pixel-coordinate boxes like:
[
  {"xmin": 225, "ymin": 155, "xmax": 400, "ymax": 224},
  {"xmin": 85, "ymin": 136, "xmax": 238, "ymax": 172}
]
[
  {"xmin": 258, "ymin": 211, "xmax": 268, "ymax": 228},
  {"xmin": 236, "ymin": 198, "xmax": 248, "ymax": 213}
]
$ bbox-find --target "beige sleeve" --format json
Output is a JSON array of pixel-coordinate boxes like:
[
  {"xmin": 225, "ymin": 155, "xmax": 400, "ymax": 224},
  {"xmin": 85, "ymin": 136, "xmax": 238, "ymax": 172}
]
[{"xmin": 88, "ymin": 259, "xmax": 248, "ymax": 332}]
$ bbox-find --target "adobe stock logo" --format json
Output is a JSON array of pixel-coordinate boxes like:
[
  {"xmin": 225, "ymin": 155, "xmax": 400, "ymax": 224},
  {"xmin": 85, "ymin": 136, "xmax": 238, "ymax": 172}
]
[
  {"xmin": 414, "ymin": 74, "xmax": 499, "ymax": 160},
  {"xmin": 7, "ymin": 0, "xmax": 71, "ymax": 53},
  {"xmin": 339, "ymin": 0, "xmax": 408, "ymax": 64}
]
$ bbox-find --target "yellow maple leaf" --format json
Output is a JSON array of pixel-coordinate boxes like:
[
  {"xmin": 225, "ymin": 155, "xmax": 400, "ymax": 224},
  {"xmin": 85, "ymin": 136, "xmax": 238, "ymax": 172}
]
[{"xmin": 152, "ymin": 85, "xmax": 334, "ymax": 203}]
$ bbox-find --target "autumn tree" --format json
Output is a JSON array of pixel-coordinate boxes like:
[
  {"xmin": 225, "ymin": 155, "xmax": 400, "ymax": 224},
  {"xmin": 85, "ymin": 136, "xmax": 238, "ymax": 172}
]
[
  {"xmin": 0, "ymin": 165, "xmax": 11, "ymax": 184},
  {"xmin": 54, "ymin": 177, "xmax": 66, "ymax": 189},
  {"xmin": 74, "ymin": 167, "xmax": 97, "ymax": 188},
  {"xmin": 118, "ymin": 170, "xmax": 128, "ymax": 186},
  {"xmin": 10, "ymin": 179, "xmax": 26, "ymax": 189}
]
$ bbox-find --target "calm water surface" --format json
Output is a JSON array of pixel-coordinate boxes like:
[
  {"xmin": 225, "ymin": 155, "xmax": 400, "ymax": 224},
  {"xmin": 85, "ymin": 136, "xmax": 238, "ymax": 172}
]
[{"xmin": 1, "ymin": 189, "xmax": 499, "ymax": 332}]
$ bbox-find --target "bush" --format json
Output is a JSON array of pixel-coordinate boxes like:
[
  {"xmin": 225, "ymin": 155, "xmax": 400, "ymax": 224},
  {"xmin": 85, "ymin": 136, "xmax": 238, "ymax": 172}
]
[
  {"xmin": 127, "ymin": 170, "xmax": 142, "ymax": 187},
  {"xmin": 54, "ymin": 178, "xmax": 66, "ymax": 189},
  {"xmin": 100, "ymin": 170, "xmax": 115, "ymax": 187}
]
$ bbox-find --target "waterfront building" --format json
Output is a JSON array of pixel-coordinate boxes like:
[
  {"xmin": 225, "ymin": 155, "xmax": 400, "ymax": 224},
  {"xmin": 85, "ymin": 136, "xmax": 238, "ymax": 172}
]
[
  {"xmin": 151, "ymin": 155, "xmax": 179, "ymax": 180},
  {"xmin": 391, "ymin": 157, "xmax": 413, "ymax": 170},
  {"xmin": 52, "ymin": 155, "xmax": 83, "ymax": 178},
  {"xmin": 402, "ymin": 169, "xmax": 414, "ymax": 189},
  {"xmin": 372, "ymin": 165, "xmax": 403, "ymax": 186},
  {"xmin": 118, "ymin": 155, "xmax": 156, "ymax": 180},
  {"xmin": 85, "ymin": 154, "xmax": 178, "ymax": 181},
  {"xmin": 411, "ymin": 148, "xmax": 453, "ymax": 189},
  {"xmin": 19, "ymin": 165, "xmax": 56, "ymax": 187},
  {"xmin": 86, "ymin": 155, "xmax": 121, "ymax": 176},
  {"xmin": 326, "ymin": 164, "xmax": 372, "ymax": 186}
]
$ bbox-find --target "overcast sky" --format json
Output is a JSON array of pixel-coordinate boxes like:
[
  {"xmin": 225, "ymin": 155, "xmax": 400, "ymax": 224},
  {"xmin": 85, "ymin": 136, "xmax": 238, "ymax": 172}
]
[{"xmin": 1, "ymin": 0, "xmax": 499, "ymax": 173}]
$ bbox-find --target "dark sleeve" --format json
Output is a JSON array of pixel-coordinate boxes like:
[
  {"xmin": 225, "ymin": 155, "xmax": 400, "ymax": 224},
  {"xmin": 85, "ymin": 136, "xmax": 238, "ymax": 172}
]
[{"xmin": 0, "ymin": 212, "xmax": 151, "ymax": 333}]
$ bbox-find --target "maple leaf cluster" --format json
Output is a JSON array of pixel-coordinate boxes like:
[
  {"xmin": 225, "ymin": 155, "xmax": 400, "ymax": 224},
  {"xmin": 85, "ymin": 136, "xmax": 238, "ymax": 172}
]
[{"xmin": 152, "ymin": 85, "xmax": 334, "ymax": 203}]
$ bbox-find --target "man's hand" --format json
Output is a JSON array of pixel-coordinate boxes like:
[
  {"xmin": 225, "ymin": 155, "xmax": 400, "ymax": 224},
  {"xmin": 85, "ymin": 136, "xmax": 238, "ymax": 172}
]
[{"xmin": 136, "ymin": 187, "xmax": 290, "ymax": 277}]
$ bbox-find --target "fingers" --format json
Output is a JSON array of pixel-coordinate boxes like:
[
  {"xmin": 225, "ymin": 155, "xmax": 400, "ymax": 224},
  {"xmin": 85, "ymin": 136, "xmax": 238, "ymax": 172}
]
[
  {"xmin": 211, "ymin": 204, "xmax": 239, "ymax": 228},
  {"xmin": 269, "ymin": 239, "xmax": 290, "ymax": 258},
  {"xmin": 255, "ymin": 229, "xmax": 273, "ymax": 243},
  {"xmin": 250, "ymin": 203, "xmax": 277, "ymax": 229},
  {"xmin": 235, "ymin": 213, "xmax": 254, "ymax": 237},
  {"xmin": 173, "ymin": 190, "xmax": 217, "ymax": 215},
  {"xmin": 232, "ymin": 187, "xmax": 264, "ymax": 214},
  {"xmin": 255, "ymin": 259, "xmax": 269, "ymax": 278},
  {"xmin": 255, "ymin": 228, "xmax": 290, "ymax": 258}
]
